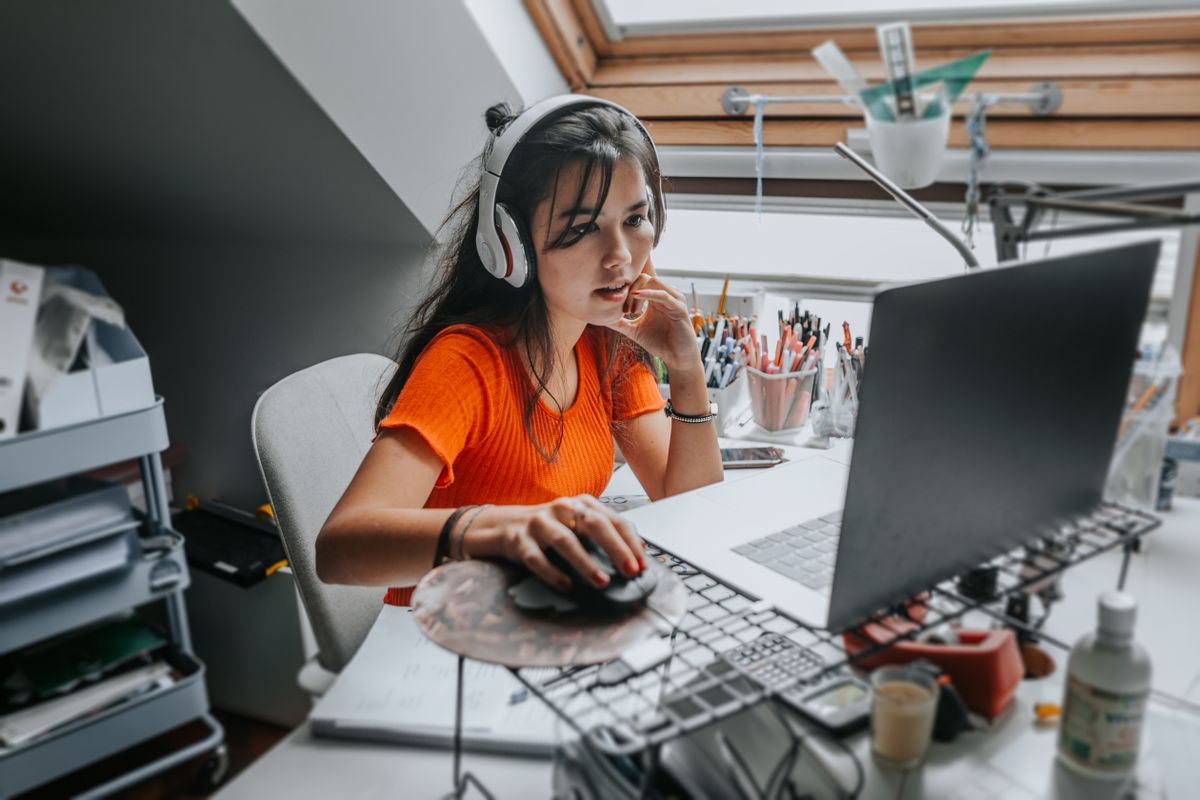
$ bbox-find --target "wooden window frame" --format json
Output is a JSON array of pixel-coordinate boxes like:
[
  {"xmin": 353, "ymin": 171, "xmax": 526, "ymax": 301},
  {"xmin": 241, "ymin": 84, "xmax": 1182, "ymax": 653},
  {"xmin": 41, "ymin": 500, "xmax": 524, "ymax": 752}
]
[
  {"xmin": 525, "ymin": 0, "xmax": 1200, "ymax": 422},
  {"xmin": 525, "ymin": 1, "xmax": 1200, "ymax": 149}
]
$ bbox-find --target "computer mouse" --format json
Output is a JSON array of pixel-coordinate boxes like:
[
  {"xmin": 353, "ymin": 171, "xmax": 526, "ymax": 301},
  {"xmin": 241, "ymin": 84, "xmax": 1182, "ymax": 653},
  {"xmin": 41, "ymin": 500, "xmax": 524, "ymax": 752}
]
[{"xmin": 545, "ymin": 535, "xmax": 658, "ymax": 612}]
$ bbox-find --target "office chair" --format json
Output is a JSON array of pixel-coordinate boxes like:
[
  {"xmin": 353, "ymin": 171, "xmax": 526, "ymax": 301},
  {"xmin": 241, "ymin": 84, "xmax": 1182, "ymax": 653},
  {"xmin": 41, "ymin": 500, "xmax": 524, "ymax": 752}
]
[{"xmin": 251, "ymin": 353, "xmax": 397, "ymax": 684}]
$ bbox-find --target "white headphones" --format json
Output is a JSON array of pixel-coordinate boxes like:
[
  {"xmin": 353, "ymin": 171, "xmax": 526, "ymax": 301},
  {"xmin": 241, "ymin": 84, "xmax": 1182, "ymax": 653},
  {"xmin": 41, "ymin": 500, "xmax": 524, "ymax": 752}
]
[{"xmin": 475, "ymin": 94, "xmax": 660, "ymax": 288}]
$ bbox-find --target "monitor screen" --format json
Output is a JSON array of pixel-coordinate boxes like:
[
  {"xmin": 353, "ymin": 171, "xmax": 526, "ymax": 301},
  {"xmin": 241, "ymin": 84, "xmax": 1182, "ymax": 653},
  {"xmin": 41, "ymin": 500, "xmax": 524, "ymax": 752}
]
[{"xmin": 827, "ymin": 241, "xmax": 1158, "ymax": 631}]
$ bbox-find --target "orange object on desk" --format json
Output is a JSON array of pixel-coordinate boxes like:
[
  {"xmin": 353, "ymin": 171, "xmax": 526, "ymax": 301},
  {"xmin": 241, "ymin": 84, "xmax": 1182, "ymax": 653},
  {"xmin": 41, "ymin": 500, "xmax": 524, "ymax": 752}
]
[{"xmin": 843, "ymin": 616, "xmax": 1024, "ymax": 719}]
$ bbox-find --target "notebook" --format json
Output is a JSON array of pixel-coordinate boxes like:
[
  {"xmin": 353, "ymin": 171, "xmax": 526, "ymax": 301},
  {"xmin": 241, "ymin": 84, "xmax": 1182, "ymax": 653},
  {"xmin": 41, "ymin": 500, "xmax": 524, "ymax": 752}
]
[{"xmin": 309, "ymin": 605, "xmax": 559, "ymax": 756}]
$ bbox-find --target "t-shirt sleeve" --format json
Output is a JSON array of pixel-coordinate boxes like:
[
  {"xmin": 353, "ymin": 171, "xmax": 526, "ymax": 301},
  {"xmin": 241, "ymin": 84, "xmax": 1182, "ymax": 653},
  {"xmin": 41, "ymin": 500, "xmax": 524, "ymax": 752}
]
[
  {"xmin": 612, "ymin": 351, "xmax": 667, "ymax": 422},
  {"xmin": 377, "ymin": 331, "xmax": 499, "ymax": 488}
]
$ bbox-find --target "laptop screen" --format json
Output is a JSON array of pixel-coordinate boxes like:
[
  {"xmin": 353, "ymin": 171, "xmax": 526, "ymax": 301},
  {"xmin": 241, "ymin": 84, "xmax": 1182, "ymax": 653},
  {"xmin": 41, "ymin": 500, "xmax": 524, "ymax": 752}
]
[{"xmin": 826, "ymin": 241, "xmax": 1158, "ymax": 631}]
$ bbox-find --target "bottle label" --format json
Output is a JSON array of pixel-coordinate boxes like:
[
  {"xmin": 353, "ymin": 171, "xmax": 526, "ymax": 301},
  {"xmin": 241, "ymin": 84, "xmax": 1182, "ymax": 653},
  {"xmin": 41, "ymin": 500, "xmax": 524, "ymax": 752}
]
[{"xmin": 1058, "ymin": 675, "xmax": 1147, "ymax": 774}]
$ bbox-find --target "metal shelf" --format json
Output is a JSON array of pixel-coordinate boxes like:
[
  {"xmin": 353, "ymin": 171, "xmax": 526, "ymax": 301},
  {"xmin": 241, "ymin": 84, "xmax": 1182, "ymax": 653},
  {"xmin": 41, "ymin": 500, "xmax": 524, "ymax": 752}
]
[
  {"xmin": 514, "ymin": 501, "xmax": 1161, "ymax": 756},
  {"xmin": 0, "ymin": 651, "xmax": 216, "ymax": 799},
  {"xmin": 0, "ymin": 526, "xmax": 189, "ymax": 654},
  {"xmin": 0, "ymin": 395, "xmax": 224, "ymax": 796},
  {"xmin": 0, "ymin": 399, "xmax": 169, "ymax": 494}
]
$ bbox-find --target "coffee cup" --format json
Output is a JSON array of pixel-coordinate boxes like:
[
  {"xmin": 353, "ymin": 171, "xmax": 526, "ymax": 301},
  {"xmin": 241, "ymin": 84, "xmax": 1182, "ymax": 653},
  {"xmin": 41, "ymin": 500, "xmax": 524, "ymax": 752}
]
[{"xmin": 870, "ymin": 665, "xmax": 938, "ymax": 768}]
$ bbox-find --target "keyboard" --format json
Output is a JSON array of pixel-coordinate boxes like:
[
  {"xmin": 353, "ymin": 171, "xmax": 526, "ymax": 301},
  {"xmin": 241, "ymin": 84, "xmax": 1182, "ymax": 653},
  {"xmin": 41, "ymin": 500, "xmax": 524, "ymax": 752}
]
[{"xmin": 729, "ymin": 510, "xmax": 843, "ymax": 590}]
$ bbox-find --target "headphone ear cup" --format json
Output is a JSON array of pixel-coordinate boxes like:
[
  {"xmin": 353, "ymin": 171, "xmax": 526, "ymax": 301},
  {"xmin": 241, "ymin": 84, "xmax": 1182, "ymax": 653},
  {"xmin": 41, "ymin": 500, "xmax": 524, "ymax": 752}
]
[{"xmin": 495, "ymin": 203, "xmax": 536, "ymax": 288}]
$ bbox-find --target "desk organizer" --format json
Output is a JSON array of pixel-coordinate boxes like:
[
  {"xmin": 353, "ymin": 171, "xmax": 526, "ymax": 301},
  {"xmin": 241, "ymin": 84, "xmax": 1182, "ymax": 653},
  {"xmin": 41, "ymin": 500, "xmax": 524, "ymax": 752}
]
[
  {"xmin": 510, "ymin": 502, "xmax": 1160, "ymax": 758},
  {"xmin": 0, "ymin": 400, "xmax": 225, "ymax": 798}
]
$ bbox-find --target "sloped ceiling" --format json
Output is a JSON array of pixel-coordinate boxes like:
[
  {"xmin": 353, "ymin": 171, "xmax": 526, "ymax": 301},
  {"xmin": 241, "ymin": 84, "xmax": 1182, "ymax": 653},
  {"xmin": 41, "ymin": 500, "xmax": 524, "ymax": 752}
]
[{"xmin": 0, "ymin": 0, "xmax": 427, "ymax": 247}]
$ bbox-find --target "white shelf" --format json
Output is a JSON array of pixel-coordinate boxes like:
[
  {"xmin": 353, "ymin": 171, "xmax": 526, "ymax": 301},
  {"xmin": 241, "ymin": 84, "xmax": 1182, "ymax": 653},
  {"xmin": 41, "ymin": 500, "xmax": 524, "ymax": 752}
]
[
  {"xmin": 0, "ymin": 527, "xmax": 189, "ymax": 654},
  {"xmin": 0, "ymin": 394, "xmax": 223, "ymax": 796},
  {"xmin": 0, "ymin": 400, "xmax": 169, "ymax": 494}
]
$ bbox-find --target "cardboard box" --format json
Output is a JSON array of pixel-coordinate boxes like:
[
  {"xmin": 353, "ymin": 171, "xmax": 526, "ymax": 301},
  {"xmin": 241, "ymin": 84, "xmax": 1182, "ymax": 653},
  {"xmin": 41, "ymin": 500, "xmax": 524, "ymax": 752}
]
[
  {"xmin": 27, "ymin": 268, "xmax": 155, "ymax": 432},
  {"xmin": 0, "ymin": 260, "xmax": 45, "ymax": 439}
]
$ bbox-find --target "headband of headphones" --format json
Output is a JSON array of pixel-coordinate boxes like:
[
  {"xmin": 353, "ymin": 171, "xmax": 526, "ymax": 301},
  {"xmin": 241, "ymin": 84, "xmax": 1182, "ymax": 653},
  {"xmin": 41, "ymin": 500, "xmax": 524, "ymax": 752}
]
[{"xmin": 475, "ymin": 94, "xmax": 660, "ymax": 287}]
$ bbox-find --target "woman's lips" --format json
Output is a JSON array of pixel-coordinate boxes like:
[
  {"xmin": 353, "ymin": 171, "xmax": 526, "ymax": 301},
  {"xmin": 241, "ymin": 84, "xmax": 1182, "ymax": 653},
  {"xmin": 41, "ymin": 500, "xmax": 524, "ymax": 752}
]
[{"xmin": 593, "ymin": 283, "xmax": 630, "ymax": 302}]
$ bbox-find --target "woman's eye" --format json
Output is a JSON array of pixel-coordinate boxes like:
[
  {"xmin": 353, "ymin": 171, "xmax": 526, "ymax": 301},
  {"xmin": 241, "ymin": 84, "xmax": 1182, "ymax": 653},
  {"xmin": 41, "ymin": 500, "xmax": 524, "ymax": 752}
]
[
  {"xmin": 625, "ymin": 214, "xmax": 646, "ymax": 227},
  {"xmin": 569, "ymin": 222, "xmax": 597, "ymax": 237}
]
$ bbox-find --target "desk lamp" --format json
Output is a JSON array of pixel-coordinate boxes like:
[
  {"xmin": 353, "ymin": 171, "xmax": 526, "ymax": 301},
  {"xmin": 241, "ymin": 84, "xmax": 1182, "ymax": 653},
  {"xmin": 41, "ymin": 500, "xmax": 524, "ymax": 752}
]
[{"xmin": 834, "ymin": 141, "xmax": 980, "ymax": 271}]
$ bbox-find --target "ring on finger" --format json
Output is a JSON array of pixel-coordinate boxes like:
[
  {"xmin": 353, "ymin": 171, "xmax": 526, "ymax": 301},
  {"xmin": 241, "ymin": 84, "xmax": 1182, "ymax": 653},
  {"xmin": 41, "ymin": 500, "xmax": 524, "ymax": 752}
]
[{"xmin": 568, "ymin": 500, "xmax": 586, "ymax": 532}]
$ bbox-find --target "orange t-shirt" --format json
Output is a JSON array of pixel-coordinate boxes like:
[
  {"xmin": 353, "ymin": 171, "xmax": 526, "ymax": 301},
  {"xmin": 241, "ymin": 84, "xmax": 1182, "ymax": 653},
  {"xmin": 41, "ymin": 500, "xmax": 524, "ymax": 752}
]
[{"xmin": 378, "ymin": 324, "xmax": 665, "ymax": 605}]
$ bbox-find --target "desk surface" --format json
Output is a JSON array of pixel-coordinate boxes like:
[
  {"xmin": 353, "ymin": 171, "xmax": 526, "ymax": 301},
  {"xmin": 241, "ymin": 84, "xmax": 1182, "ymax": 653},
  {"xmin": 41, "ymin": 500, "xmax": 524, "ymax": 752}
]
[{"xmin": 217, "ymin": 484, "xmax": 1200, "ymax": 800}]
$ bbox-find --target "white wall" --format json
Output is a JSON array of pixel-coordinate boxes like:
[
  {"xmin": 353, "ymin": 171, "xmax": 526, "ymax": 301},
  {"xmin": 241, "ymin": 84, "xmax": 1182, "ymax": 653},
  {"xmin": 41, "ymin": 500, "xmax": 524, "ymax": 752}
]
[
  {"xmin": 232, "ymin": 0, "xmax": 568, "ymax": 239},
  {"xmin": 464, "ymin": 0, "xmax": 569, "ymax": 105}
]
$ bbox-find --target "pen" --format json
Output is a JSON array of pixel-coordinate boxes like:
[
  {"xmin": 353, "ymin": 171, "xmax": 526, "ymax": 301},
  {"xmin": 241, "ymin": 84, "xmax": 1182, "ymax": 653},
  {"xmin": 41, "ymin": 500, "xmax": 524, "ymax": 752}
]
[{"xmin": 717, "ymin": 275, "xmax": 730, "ymax": 317}]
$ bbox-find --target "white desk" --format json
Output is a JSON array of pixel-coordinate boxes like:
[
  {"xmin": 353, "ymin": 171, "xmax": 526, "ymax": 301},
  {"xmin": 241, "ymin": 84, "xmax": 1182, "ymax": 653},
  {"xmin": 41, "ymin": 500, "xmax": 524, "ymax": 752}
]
[{"xmin": 217, "ymin": 492, "xmax": 1200, "ymax": 800}]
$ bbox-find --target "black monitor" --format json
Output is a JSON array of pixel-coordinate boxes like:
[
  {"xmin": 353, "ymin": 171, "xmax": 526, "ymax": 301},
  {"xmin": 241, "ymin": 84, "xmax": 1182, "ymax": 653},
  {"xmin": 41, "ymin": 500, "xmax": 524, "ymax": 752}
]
[{"xmin": 828, "ymin": 241, "xmax": 1158, "ymax": 630}]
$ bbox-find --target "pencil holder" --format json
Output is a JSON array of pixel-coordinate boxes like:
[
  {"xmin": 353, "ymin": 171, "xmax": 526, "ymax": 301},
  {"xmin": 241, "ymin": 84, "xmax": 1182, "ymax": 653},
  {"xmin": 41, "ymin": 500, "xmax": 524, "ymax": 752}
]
[
  {"xmin": 710, "ymin": 373, "xmax": 749, "ymax": 434},
  {"xmin": 864, "ymin": 94, "xmax": 951, "ymax": 189},
  {"xmin": 746, "ymin": 367, "xmax": 817, "ymax": 432}
]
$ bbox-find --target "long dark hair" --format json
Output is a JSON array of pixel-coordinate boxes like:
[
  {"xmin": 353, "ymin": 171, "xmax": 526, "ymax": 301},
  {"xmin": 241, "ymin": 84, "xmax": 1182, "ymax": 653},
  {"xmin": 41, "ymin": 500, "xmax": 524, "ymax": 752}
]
[{"xmin": 375, "ymin": 101, "xmax": 667, "ymax": 462}]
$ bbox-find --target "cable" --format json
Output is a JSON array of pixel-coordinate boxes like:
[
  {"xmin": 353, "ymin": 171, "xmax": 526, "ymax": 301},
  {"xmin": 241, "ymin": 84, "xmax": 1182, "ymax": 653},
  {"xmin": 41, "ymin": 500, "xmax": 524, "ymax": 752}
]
[
  {"xmin": 753, "ymin": 98, "xmax": 767, "ymax": 221},
  {"xmin": 1042, "ymin": 208, "xmax": 1060, "ymax": 258},
  {"xmin": 962, "ymin": 93, "xmax": 993, "ymax": 250},
  {"xmin": 816, "ymin": 726, "xmax": 865, "ymax": 800},
  {"xmin": 768, "ymin": 701, "xmax": 865, "ymax": 799}
]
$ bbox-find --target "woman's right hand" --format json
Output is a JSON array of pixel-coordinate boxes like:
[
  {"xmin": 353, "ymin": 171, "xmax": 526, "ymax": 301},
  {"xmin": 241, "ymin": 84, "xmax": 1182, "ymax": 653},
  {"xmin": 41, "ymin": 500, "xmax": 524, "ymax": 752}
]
[{"xmin": 461, "ymin": 496, "xmax": 647, "ymax": 592}]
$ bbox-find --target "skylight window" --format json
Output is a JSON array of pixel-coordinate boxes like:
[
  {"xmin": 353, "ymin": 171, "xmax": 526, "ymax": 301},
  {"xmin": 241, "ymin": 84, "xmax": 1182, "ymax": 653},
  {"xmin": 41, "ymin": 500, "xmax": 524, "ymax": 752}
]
[{"xmin": 598, "ymin": 0, "xmax": 1197, "ymax": 36}]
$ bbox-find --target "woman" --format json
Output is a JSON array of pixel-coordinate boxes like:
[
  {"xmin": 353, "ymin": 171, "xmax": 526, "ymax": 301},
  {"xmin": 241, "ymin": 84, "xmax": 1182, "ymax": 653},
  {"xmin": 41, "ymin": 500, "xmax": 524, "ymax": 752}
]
[{"xmin": 316, "ymin": 96, "xmax": 722, "ymax": 604}]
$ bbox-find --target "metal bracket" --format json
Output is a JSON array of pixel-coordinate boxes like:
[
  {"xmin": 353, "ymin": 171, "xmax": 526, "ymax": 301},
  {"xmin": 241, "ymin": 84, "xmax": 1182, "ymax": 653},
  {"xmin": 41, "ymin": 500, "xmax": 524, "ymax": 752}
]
[
  {"xmin": 722, "ymin": 86, "xmax": 750, "ymax": 116},
  {"xmin": 721, "ymin": 81, "xmax": 1062, "ymax": 117},
  {"xmin": 1027, "ymin": 80, "xmax": 1062, "ymax": 116}
]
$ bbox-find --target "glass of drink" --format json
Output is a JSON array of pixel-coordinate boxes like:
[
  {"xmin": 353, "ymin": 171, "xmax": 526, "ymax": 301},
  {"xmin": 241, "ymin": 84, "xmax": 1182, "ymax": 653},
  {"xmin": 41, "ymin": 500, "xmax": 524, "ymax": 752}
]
[{"xmin": 869, "ymin": 665, "xmax": 939, "ymax": 769}]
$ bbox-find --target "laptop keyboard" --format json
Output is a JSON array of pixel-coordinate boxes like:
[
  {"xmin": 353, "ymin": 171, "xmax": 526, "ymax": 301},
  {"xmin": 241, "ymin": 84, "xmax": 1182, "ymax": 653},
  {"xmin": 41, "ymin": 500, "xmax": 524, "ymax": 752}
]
[{"xmin": 730, "ymin": 510, "xmax": 843, "ymax": 591}]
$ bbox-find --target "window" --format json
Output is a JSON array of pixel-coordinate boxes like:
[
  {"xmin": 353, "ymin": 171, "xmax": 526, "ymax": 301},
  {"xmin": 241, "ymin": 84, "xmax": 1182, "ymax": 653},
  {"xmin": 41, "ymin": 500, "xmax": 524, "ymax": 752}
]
[
  {"xmin": 599, "ymin": 1, "xmax": 1199, "ymax": 36},
  {"xmin": 524, "ymin": 0, "xmax": 1200, "ymax": 417},
  {"xmin": 653, "ymin": 200, "xmax": 1182, "ymax": 348}
]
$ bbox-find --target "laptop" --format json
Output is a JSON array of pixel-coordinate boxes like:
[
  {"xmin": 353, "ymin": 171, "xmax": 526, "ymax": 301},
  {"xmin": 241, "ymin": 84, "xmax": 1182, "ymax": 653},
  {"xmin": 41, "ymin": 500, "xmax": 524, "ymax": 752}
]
[{"xmin": 627, "ymin": 241, "xmax": 1158, "ymax": 630}]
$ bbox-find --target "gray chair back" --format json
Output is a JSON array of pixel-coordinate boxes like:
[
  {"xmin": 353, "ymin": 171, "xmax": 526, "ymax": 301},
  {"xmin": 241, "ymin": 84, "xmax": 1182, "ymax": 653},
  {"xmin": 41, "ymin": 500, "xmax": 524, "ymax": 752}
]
[{"xmin": 251, "ymin": 353, "xmax": 396, "ymax": 673}]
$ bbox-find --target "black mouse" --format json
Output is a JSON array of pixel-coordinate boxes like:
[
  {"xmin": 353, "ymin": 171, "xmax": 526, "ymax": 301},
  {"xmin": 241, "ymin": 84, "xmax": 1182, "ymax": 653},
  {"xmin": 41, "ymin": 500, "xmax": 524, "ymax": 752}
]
[{"xmin": 545, "ymin": 536, "xmax": 658, "ymax": 611}]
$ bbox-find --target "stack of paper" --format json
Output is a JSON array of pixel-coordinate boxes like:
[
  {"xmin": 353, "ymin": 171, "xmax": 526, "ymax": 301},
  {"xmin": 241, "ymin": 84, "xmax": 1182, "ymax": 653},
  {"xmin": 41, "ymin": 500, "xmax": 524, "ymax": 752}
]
[
  {"xmin": 0, "ymin": 662, "xmax": 173, "ymax": 749},
  {"xmin": 310, "ymin": 605, "xmax": 559, "ymax": 756}
]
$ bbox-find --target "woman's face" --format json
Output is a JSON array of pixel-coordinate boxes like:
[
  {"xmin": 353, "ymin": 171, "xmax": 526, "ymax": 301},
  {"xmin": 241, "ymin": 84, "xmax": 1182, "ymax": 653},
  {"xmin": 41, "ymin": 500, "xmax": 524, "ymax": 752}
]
[{"xmin": 530, "ymin": 157, "xmax": 655, "ymax": 334}]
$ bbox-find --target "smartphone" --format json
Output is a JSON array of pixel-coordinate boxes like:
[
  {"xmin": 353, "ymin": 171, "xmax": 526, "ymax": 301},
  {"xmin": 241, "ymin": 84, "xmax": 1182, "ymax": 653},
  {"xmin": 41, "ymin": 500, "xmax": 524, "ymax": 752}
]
[{"xmin": 720, "ymin": 446, "xmax": 785, "ymax": 469}]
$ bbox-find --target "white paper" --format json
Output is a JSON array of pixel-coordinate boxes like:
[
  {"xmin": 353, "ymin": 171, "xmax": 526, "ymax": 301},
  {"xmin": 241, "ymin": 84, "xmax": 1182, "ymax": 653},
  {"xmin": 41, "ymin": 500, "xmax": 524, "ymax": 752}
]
[
  {"xmin": 0, "ymin": 662, "xmax": 171, "ymax": 748},
  {"xmin": 310, "ymin": 605, "xmax": 558, "ymax": 754},
  {"xmin": 25, "ymin": 277, "xmax": 126, "ymax": 428},
  {"xmin": 0, "ymin": 260, "xmax": 44, "ymax": 439}
]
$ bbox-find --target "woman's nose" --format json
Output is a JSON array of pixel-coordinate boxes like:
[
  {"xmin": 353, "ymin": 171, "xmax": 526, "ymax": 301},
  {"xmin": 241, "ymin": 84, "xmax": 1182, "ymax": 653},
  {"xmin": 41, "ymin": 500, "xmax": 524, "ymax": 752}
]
[{"xmin": 601, "ymin": 230, "xmax": 632, "ymax": 269}]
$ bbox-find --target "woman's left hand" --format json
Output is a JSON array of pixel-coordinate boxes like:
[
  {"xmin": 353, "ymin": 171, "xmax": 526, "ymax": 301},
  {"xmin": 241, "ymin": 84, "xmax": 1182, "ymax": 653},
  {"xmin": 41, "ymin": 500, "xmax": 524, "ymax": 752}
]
[{"xmin": 603, "ymin": 258, "xmax": 700, "ymax": 372}]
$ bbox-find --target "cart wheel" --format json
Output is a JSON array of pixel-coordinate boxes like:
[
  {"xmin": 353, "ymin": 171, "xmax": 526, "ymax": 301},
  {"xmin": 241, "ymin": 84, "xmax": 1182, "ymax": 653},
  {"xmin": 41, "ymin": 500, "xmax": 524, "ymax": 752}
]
[{"xmin": 194, "ymin": 743, "xmax": 230, "ymax": 790}]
